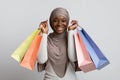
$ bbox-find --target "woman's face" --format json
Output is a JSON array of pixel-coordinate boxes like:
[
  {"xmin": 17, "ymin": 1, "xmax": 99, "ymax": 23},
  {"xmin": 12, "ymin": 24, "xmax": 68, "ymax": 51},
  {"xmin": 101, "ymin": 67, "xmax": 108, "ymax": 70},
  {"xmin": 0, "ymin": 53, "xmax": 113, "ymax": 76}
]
[{"xmin": 50, "ymin": 15, "xmax": 69, "ymax": 34}]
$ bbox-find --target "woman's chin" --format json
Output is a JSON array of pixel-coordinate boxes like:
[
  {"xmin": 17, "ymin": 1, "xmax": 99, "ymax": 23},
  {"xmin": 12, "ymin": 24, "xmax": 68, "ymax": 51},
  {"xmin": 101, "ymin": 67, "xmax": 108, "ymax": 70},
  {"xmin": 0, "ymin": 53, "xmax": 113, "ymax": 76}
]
[{"xmin": 55, "ymin": 30, "xmax": 65, "ymax": 34}]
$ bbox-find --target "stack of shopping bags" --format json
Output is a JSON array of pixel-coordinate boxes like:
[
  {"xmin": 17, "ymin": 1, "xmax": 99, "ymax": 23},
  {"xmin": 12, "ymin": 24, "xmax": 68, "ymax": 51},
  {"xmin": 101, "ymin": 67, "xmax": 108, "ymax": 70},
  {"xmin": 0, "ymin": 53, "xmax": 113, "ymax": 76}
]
[
  {"xmin": 11, "ymin": 26, "xmax": 110, "ymax": 72},
  {"xmin": 11, "ymin": 29, "xmax": 42, "ymax": 70},
  {"xmin": 74, "ymin": 26, "xmax": 110, "ymax": 73}
]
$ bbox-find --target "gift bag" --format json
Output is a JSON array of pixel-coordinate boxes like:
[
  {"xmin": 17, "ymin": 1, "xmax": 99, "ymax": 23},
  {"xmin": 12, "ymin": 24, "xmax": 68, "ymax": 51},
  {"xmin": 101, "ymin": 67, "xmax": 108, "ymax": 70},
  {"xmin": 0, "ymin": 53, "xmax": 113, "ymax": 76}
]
[
  {"xmin": 78, "ymin": 26, "xmax": 110, "ymax": 70},
  {"xmin": 11, "ymin": 29, "xmax": 39, "ymax": 62},
  {"xmin": 74, "ymin": 30, "xmax": 96, "ymax": 73},
  {"xmin": 20, "ymin": 31, "xmax": 42, "ymax": 70}
]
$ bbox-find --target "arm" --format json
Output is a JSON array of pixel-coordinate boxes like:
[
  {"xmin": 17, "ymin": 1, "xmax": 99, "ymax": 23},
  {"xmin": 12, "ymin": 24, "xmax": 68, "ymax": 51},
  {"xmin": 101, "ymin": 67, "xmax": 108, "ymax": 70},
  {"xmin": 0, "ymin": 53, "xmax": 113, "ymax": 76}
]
[
  {"xmin": 68, "ymin": 30, "xmax": 77, "ymax": 62},
  {"xmin": 37, "ymin": 33, "xmax": 48, "ymax": 64},
  {"xmin": 68, "ymin": 20, "xmax": 78, "ymax": 62},
  {"xmin": 37, "ymin": 20, "xmax": 48, "ymax": 64}
]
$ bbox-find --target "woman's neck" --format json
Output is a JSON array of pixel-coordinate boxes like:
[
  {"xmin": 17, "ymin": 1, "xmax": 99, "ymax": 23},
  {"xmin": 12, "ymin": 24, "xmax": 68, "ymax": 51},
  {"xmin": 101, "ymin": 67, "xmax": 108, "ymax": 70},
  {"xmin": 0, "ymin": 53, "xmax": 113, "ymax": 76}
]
[{"xmin": 52, "ymin": 31, "xmax": 67, "ymax": 39}]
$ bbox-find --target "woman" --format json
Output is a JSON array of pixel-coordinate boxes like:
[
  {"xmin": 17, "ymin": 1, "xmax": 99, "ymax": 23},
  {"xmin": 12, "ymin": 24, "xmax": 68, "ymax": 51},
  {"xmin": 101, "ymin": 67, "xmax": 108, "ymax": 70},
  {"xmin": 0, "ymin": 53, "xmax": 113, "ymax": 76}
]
[{"xmin": 37, "ymin": 7, "xmax": 79, "ymax": 80}]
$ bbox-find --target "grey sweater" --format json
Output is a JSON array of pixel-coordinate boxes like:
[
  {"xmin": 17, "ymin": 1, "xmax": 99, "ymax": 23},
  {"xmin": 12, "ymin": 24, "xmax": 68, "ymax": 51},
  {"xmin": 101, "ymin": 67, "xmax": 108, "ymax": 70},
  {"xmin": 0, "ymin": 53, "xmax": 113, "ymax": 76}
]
[{"xmin": 37, "ymin": 30, "xmax": 78, "ymax": 80}]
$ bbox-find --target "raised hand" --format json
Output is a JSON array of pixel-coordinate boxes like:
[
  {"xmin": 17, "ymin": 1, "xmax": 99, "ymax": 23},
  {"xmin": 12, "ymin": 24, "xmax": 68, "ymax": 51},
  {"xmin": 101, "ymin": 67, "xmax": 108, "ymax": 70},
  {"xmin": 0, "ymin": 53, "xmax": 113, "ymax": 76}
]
[
  {"xmin": 39, "ymin": 20, "xmax": 48, "ymax": 34},
  {"xmin": 68, "ymin": 20, "xmax": 78, "ymax": 31}
]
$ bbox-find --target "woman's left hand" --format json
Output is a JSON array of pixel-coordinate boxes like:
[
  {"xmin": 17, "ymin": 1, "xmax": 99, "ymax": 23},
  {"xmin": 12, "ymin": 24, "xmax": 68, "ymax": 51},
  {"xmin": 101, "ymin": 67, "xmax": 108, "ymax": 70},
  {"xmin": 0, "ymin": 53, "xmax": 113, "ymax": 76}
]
[{"xmin": 68, "ymin": 20, "xmax": 78, "ymax": 31}]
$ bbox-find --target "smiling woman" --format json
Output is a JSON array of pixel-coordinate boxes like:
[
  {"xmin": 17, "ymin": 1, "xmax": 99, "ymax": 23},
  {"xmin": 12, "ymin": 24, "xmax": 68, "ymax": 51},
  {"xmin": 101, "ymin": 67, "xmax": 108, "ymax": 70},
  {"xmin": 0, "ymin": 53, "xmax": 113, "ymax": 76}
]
[
  {"xmin": 49, "ymin": 7, "xmax": 69, "ymax": 34},
  {"xmin": 50, "ymin": 16, "xmax": 68, "ymax": 34},
  {"xmin": 37, "ymin": 7, "xmax": 79, "ymax": 80}
]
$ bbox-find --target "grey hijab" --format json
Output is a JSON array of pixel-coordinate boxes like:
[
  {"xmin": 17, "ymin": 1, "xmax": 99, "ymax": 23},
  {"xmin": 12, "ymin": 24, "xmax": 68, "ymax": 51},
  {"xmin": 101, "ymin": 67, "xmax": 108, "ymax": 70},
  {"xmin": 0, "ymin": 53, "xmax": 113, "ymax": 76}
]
[
  {"xmin": 49, "ymin": 7, "xmax": 70, "ymax": 27},
  {"xmin": 48, "ymin": 7, "xmax": 69, "ymax": 77}
]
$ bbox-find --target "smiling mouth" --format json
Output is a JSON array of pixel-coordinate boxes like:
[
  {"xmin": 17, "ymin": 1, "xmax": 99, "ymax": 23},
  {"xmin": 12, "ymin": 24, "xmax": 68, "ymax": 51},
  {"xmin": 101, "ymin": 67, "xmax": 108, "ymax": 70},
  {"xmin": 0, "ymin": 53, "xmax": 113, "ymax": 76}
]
[{"xmin": 57, "ymin": 27, "xmax": 63, "ymax": 30}]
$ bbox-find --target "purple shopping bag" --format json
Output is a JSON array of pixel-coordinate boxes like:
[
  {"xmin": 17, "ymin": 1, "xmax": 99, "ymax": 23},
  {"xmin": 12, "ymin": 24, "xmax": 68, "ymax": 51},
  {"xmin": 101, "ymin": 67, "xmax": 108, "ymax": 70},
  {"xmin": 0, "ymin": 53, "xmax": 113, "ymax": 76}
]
[{"xmin": 77, "ymin": 26, "xmax": 110, "ymax": 70}]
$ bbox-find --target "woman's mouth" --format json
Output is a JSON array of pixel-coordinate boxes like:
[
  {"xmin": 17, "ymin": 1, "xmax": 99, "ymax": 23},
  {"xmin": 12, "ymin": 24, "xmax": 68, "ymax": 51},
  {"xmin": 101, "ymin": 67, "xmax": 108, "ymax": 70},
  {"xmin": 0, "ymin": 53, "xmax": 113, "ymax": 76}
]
[{"xmin": 57, "ymin": 27, "xmax": 64, "ymax": 31}]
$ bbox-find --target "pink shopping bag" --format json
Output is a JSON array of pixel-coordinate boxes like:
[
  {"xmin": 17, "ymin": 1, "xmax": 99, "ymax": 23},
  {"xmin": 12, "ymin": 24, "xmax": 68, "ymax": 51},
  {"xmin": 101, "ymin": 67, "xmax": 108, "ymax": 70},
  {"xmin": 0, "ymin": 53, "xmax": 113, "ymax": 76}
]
[{"xmin": 74, "ymin": 32, "xmax": 96, "ymax": 73}]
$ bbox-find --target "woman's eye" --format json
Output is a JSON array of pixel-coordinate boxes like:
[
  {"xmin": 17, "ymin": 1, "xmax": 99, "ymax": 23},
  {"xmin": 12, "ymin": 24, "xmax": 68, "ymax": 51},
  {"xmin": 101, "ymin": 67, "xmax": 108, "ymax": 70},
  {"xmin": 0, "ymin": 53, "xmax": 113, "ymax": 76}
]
[
  {"xmin": 53, "ymin": 19, "xmax": 57, "ymax": 22},
  {"xmin": 62, "ymin": 19, "xmax": 67, "ymax": 22}
]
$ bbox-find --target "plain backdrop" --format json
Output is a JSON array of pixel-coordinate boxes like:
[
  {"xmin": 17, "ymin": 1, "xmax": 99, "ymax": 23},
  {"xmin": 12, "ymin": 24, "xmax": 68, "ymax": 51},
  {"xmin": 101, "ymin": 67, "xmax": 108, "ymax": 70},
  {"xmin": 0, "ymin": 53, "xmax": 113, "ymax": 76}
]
[{"xmin": 0, "ymin": 0, "xmax": 119, "ymax": 80}]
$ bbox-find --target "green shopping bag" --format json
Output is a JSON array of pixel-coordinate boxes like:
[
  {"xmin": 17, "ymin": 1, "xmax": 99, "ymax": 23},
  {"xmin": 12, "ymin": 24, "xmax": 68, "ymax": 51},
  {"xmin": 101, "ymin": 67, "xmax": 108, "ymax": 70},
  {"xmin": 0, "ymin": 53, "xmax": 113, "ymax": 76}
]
[{"xmin": 11, "ymin": 29, "xmax": 40, "ymax": 63}]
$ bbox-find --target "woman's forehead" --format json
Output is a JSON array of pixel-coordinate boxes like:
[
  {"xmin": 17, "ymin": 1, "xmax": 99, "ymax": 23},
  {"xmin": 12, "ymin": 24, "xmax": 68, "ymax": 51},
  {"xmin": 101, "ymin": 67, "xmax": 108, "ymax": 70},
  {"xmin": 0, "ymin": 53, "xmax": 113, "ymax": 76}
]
[
  {"xmin": 52, "ymin": 15, "xmax": 67, "ymax": 20},
  {"xmin": 50, "ymin": 7, "xmax": 69, "ymax": 21}
]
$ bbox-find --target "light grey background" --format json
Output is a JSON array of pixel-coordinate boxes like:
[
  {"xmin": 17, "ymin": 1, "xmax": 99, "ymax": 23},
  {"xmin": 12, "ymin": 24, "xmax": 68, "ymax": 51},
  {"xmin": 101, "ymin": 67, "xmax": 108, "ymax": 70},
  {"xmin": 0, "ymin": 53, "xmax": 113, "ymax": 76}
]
[{"xmin": 0, "ymin": 0, "xmax": 119, "ymax": 80}]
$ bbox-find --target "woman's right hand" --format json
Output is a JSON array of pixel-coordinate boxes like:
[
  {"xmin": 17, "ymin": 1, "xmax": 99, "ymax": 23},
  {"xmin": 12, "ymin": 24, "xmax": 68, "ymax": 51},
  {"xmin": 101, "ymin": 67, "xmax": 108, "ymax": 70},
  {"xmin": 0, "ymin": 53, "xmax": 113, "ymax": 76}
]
[{"xmin": 39, "ymin": 20, "xmax": 48, "ymax": 34}]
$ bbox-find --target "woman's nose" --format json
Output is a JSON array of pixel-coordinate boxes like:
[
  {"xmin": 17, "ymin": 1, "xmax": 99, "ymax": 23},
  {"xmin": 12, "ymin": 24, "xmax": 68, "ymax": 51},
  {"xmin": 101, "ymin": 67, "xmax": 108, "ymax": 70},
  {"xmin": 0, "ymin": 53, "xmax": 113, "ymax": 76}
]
[{"xmin": 57, "ymin": 21, "xmax": 62, "ymax": 26}]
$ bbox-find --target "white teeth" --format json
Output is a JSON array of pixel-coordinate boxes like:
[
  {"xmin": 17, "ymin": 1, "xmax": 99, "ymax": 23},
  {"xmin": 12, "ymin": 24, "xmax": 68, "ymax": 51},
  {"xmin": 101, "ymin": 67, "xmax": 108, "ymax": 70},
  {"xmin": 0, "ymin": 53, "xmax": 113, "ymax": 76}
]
[{"xmin": 57, "ymin": 27, "xmax": 63, "ymax": 30}]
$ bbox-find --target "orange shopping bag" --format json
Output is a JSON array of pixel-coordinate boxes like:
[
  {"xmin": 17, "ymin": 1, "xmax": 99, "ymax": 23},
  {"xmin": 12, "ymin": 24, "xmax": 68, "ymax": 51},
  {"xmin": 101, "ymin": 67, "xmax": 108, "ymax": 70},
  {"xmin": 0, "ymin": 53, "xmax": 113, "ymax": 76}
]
[
  {"xmin": 74, "ymin": 30, "xmax": 96, "ymax": 73},
  {"xmin": 20, "ymin": 31, "xmax": 42, "ymax": 70}
]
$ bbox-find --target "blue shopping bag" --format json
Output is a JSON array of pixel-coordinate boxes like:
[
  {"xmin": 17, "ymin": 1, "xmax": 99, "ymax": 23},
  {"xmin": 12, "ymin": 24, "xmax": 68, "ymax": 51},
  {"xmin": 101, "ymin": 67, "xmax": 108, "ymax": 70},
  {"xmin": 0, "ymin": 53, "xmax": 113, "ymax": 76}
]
[{"xmin": 77, "ymin": 26, "xmax": 110, "ymax": 70}]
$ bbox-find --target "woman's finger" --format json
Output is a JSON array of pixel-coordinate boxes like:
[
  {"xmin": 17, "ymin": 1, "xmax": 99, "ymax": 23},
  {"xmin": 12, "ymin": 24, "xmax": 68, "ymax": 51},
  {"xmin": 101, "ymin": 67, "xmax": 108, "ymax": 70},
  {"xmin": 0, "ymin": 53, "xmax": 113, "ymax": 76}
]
[
  {"xmin": 41, "ymin": 20, "xmax": 48, "ymax": 28},
  {"xmin": 68, "ymin": 24, "xmax": 77, "ymax": 30},
  {"xmin": 71, "ymin": 20, "xmax": 78, "ymax": 25}
]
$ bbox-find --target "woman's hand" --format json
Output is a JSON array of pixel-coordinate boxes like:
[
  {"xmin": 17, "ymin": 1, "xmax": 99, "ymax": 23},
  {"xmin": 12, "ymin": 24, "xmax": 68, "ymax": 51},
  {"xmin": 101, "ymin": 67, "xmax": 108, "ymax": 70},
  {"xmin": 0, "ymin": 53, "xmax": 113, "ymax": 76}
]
[
  {"xmin": 68, "ymin": 20, "xmax": 78, "ymax": 31},
  {"xmin": 39, "ymin": 20, "xmax": 48, "ymax": 34}
]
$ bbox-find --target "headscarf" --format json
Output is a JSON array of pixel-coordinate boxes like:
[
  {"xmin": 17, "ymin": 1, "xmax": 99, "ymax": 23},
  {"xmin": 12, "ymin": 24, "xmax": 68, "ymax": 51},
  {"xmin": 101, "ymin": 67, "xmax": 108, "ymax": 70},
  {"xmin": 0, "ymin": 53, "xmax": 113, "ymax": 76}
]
[{"xmin": 49, "ymin": 7, "xmax": 70, "ymax": 27}]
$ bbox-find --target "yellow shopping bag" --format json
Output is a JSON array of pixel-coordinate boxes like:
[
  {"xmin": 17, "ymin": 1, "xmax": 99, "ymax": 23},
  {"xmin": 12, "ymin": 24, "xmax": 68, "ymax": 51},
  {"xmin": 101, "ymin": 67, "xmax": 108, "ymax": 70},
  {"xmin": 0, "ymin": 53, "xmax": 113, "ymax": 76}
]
[{"xmin": 11, "ymin": 29, "xmax": 40, "ymax": 63}]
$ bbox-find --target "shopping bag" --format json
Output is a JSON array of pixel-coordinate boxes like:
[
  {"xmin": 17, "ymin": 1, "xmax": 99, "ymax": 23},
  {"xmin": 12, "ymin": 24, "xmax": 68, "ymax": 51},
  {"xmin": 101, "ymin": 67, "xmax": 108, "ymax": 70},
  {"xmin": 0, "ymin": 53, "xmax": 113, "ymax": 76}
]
[
  {"xmin": 20, "ymin": 32, "xmax": 42, "ymax": 70},
  {"xmin": 78, "ymin": 26, "xmax": 110, "ymax": 70},
  {"xmin": 74, "ymin": 30, "xmax": 96, "ymax": 73},
  {"xmin": 11, "ymin": 29, "xmax": 39, "ymax": 62}
]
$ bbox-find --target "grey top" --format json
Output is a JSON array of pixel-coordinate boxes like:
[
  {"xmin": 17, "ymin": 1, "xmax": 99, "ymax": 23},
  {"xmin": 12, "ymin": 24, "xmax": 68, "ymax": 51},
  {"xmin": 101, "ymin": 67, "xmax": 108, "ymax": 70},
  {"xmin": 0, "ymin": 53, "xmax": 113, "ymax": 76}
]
[{"xmin": 37, "ymin": 30, "xmax": 78, "ymax": 79}]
